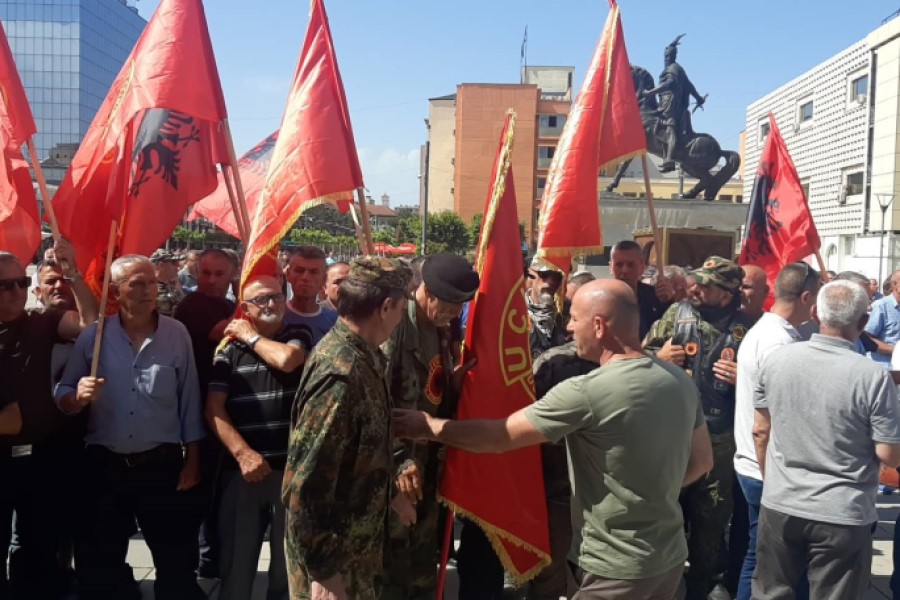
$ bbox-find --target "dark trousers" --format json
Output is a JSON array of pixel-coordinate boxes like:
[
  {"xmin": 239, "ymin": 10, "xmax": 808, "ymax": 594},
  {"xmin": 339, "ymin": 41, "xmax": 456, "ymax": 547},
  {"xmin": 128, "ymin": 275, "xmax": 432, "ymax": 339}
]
[
  {"xmin": 726, "ymin": 471, "xmax": 750, "ymax": 595},
  {"xmin": 752, "ymin": 506, "xmax": 872, "ymax": 600},
  {"xmin": 681, "ymin": 434, "xmax": 735, "ymax": 600},
  {"xmin": 527, "ymin": 497, "xmax": 574, "ymax": 600},
  {"xmin": 571, "ymin": 563, "xmax": 683, "ymax": 600},
  {"xmin": 457, "ymin": 518, "xmax": 504, "ymax": 600},
  {"xmin": 75, "ymin": 445, "xmax": 205, "ymax": 600},
  {"xmin": 197, "ymin": 436, "xmax": 224, "ymax": 574},
  {"xmin": 0, "ymin": 442, "xmax": 75, "ymax": 600}
]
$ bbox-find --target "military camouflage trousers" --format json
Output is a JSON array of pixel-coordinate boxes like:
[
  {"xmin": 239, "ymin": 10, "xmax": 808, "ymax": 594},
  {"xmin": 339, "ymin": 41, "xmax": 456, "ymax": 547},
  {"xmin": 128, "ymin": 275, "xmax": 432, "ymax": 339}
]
[
  {"xmin": 680, "ymin": 433, "xmax": 736, "ymax": 600},
  {"xmin": 380, "ymin": 491, "xmax": 441, "ymax": 600},
  {"xmin": 288, "ymin": 561, "xmax": 378, "ymax": 600}
]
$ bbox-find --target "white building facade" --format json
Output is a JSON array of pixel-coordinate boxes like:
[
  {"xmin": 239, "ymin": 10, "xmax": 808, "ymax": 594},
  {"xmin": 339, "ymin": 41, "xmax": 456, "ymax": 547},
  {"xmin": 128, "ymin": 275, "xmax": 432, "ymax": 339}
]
[{"xmin": 744, "ymin": 17, "xmax": 900, "ymax": 282}]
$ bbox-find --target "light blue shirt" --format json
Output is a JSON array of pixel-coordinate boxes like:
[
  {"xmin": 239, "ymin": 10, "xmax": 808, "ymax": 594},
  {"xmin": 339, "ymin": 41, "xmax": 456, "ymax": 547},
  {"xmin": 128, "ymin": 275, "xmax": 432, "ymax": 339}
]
[
  {"xmin": 55, "ymin": 314, "xmax": 206, "ymax": 453},
  {"xmin": 865, "ymin": 295, "xmax": 900, "ymax": 368},
  {"xmin": 283, "ymin": 305, "xmax": 338, "ymax": 347}
]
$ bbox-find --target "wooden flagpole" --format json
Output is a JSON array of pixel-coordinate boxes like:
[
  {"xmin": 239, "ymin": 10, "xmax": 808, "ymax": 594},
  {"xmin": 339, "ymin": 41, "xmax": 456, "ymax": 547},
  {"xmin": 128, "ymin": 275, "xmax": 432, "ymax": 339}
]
[
  {"xmin": 221, "ymin": 165, "xmax": 248, "ymax": 245},
  {"xmin": 220, "ymin": 119, "xmax": 253, "ymax": 242},
  {"xmin": 347, "ymin": 202, "xmax": 368, "ymax": 255},
  {"xmin": 814, "ymin": 250, "xmax": 830, "ymax": 282},
  {"xmin": 90, "ymin": 220, "xmax": 118, "ymax": 378},
  {"xmin": 25, "ymin": 138, "xmax": 62, "ymax": 242},
  {"xmin": 641, "ymin": 155, "xmax": 665, "ymax": 272},
  {"xmin": 354, "ymin": 188, "xmax": 375, "ymax": 254}
]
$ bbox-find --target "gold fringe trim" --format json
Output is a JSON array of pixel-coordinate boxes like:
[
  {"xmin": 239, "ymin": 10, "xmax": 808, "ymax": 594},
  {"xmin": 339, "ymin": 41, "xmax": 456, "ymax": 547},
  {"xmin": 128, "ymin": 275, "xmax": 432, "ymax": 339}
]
[
  {"xmin": 240, "ymin": 189, "xmax": 353, "ymax": 291},
  {"xmin": 438, "ymin": 494, "xmax": 551, "ymax": 585},
  {"xmin": 535, "ymin": 245, "xmax": 606, "ymax": 259},
  {"xmin": 475, "ymin": 110, "xmax": 517, "ymax": 276}
]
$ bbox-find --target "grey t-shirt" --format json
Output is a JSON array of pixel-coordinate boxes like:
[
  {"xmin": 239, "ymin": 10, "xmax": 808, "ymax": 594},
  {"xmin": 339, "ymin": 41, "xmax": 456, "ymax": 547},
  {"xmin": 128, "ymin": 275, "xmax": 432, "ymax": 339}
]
[
  {"xmin": 756, "ymin": 333, "xmax": 900, "ymax": 526},
  {"xmin": 524, "ymin": 356, "xmax": 703, "ymax": 580}
]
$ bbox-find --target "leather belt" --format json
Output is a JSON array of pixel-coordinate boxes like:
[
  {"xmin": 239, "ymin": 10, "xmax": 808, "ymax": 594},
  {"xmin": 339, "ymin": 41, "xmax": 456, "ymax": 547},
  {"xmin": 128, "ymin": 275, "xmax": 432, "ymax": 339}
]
[{"xmin": 87, "ymin": 443, "xmax": 182, "ymax": 468}]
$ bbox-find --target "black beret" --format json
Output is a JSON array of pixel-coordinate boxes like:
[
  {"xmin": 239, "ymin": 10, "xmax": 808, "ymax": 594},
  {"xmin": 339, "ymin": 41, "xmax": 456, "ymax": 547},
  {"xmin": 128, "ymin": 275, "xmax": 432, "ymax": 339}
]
[{"xmin": 422, "ymin": 253, "xmax": 479, "ymax": 304}]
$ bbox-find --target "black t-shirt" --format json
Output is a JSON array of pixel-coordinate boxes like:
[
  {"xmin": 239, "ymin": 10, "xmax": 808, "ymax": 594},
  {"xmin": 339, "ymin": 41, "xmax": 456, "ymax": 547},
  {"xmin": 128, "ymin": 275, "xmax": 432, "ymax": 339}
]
[
  {"xmin": 208, "ymin": 324, "xmax": 312, "ymax": 470},
  {"xmin": 174, "ymin": 292, "xmax": 236, "ymax": 399},
  {"xmin": 637, "ymin": 282, "xmax": 672, "ymax": 339},
  {"xmin": 0, "ymin": 310, "xmax": 84, "ymax": 446}
]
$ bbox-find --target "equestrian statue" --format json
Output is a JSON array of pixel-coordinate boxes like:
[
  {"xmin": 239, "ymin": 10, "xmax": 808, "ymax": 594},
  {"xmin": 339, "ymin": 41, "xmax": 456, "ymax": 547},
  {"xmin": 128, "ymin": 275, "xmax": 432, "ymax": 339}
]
[{"xmin": 606, "ymin": 35, "xmax": 741, "ymax": 201}]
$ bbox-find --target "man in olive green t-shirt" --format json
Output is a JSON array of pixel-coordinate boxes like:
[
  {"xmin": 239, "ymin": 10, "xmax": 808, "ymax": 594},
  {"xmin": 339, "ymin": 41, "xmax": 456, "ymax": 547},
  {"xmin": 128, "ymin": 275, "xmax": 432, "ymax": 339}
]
[{"xmin": 394, "ymin": 279, "xmax": 713, "ymax": 599}]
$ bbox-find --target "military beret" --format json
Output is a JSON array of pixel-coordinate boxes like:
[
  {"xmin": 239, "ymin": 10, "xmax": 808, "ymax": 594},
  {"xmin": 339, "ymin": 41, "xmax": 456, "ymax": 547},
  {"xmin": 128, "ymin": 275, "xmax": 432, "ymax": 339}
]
[
  {"xmin": 692, "ymin": 256, "xmax": 744, "ymax": 291},
  {"xmin": 150, "ymin": 249, "xmax": 181, "ymax": 264},
  {"xmin": 348, "ymin": 256, "xmax": 412, "ymax": 291},
  {"xmin": 422, "ymin": 253, "xmax": 480, "ymax": 304}
]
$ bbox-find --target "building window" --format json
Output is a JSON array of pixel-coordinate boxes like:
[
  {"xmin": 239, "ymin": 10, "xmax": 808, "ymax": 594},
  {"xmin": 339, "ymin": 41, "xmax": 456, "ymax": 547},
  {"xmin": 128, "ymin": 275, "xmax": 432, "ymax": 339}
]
[
  {"xmin": 798, "ymin": 100, "xmax": 813, "ymax": 125},
  {"xmin": 801, "ymin": 180, "xmax": 810, "ymax": 201},
  {"xmin": 539, "ymin": 146, "xmax": 556, "ymax": 159},
  {"xmin": 736, "ymin": 195, "xmax": 744, "ymax": 203},
  {"xmin": 720, "ymin": 194, "xmax": 733, "ymax": 202},
  {"xmin": 548, "ymin": 115, "xmax": 558, "ymax": 128},
  {"xmin": 845, "ymin": 171, "xmax": 864, "ymax": 197},
  {"xmin": 758, "ymin": 119, "xmax": 770, "ymax": 148},
  {"xmin": 537, "ymin": 177, "xmax": 547, "ymax": 189},
  {"xmin": 850, "ymin": 74, "xmax": 868, "ymax": 104}
]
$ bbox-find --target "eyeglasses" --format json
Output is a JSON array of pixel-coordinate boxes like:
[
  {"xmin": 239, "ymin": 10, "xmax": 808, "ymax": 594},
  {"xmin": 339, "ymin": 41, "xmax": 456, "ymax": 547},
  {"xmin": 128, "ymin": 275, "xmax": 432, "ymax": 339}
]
[
  {"xmin": 246, "ymin": 293, "xmax": 286, "ymax": 307},
  {"xmin": 0, "ymin": 277, "xmax": 30, "ymax": 292}
]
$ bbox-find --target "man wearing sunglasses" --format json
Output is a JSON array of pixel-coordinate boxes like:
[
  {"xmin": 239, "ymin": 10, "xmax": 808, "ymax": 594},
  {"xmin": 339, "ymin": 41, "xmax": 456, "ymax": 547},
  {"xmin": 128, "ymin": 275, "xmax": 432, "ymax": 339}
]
[
  {"xmin": 205, "ymin": 275, "xmax": 312, "ymax": 600},
  {"xmin": 0, "ymin": 240, "xmax": 97, "ymax": 600}
]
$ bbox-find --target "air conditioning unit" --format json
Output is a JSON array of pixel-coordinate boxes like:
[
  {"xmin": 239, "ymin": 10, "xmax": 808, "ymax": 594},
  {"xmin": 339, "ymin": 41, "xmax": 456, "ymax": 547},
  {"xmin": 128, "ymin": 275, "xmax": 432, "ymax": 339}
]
[
  {"xmin": 838, "ymin": 186, "xmax": 850, "ymax": 205},
  {"xmin": 856, "ymin": 94, "xmax": 867, "ymax": 106}
]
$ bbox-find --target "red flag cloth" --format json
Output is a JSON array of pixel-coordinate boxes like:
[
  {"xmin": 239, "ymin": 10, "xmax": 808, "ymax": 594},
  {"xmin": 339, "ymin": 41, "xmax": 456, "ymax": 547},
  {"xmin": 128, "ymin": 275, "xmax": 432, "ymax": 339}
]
[
  {"xmin": 50, "ymin": 0, "xmax": 228, "ymax": 273},
  {"xmin": 536, "ymin": 0, "xmax": 645, "ymax": 277},
  {"xmin": 0, "ymin": 19, "xmax": 40, "ymax": 262},
  {"xmin": 240, "ymin": 0, "xmax": 364, "ymax": 289},
  {"xmin": 739, "ymin": 113, "xmax": 820, "ymax": 294},
  {"xmin": 440, "ymin": 111, "xmax": 551, "ymax": 583}
]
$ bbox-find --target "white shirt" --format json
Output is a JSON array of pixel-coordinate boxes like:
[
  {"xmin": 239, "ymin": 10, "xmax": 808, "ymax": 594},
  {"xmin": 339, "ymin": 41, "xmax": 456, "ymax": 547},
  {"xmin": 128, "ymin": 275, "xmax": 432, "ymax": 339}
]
[
  {"xmin": 733, "ymin": 312, "xmax": 801, "ymax": 481},
  {"xmin": 891, "ymin": 343, "xmax": 900, "ymax": 370}
]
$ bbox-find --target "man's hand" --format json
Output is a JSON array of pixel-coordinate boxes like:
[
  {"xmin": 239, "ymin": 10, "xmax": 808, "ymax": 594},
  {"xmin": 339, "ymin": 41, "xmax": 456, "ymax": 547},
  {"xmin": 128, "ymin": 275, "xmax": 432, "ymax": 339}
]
[
  {"xmin": 391, "ymin": 494, "xmax": 417, "ymax": 526},
  {"xmin": 396, "ymin": 461, "xmax": 422, "ymax": 505},
  {"xmin": 451, "ymin": 357, "xmax": 477, "ymax": 394},
  {"xmin": 53, "ymin": 238, "xmax": 77, "ymax": 275},
  {"xmin": 235, "ymin": 448, "xmax": 271, "ymax": 483},
  {"xmin": 657, "ymin": 339, "xmax": 686, "ymax": 366},
  {"xmin": 311, "ymin": 574, "xmax": 347, "ymax": 600},
  {"xmin": 176, "ymin": 457, "xmax": 200, "ymax": 491},
  {"xmin": 393, "ymin": 409, "xmax": 438, "ymax": 441},
  {"xmin": 224, "ymin": 319, "xmax": 258, "ymax": 345},
  {"xmin": 712, "ymin": 358, "xmax": 737, "ymax": 385},
  {"xmin": 655, "ymin": 276, "xmax": 673, "ymax": 303},
  {"xmin": 76, "ymin": 377, "xmax": 105, "ymax": 407}
]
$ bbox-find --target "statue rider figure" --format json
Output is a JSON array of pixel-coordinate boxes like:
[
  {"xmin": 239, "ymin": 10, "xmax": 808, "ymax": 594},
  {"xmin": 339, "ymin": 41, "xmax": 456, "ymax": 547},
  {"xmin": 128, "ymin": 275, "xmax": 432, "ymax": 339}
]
[{"xmin": 642, "ymin": 34, "xmax": 706, "ymax": 173}]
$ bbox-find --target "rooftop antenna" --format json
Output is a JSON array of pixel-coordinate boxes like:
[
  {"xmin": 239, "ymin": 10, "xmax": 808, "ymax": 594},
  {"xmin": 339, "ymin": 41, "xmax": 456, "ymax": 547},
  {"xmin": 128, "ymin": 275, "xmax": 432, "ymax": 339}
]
[{"xmin": 520, "ymin": 26, "xmax": 527, "ymax": 84}]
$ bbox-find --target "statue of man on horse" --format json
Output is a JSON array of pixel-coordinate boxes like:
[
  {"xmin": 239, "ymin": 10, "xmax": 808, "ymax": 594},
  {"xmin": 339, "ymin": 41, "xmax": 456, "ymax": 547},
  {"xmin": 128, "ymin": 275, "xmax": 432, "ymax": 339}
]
[{"xmin": 606, "ymin": 35, "xmax": 741, "ymax": 201}]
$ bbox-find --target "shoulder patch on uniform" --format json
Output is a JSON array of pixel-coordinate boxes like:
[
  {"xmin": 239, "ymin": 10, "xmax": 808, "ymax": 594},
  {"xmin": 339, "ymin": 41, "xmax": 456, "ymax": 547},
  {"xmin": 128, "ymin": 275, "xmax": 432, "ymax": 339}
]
[{"xmin": 732, "ymin": 325, "xmax": 746, "ymax": 341}]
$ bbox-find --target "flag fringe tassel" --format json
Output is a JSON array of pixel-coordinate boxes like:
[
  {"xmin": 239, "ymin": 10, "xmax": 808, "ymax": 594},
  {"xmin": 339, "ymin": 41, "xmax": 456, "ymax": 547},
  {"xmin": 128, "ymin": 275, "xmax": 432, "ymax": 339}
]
[{"xmin": 438, "ymin": 494, "xmax": 552, "ymax": 585}]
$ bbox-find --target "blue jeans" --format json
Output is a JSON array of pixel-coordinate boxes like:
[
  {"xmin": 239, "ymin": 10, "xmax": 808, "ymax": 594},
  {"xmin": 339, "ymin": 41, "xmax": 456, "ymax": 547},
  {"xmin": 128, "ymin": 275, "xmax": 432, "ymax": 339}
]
[{"xmin": 737, "ymin": 474, "xmax": 808, "ymax": 600}]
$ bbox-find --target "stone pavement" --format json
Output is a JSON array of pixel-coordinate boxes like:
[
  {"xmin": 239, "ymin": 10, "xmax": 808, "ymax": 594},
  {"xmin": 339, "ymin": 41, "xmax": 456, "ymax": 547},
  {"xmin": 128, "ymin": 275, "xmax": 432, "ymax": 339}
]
[{"xmin": 110, "ymin": 494, "xmax": 900, "ymax": 599}]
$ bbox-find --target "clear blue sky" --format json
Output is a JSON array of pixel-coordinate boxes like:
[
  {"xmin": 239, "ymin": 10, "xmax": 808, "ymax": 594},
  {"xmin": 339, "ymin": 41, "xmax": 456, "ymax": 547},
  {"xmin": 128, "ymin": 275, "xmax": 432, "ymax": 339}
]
[{"xmin": 139, "ymin": 0, "xmax": 899, "ymax": 208}]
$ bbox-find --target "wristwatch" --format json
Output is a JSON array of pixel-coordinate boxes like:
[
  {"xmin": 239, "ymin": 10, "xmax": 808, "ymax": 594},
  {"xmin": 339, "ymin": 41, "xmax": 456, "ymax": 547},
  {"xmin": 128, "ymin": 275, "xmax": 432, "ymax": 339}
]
[{"xmin": 247, "ymin": 334, "xmax": 261, "ymax": 350}]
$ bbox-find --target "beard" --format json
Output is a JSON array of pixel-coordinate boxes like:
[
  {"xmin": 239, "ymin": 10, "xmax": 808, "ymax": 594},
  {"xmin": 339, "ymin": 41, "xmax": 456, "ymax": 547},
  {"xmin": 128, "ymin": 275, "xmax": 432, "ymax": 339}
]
[
  {"xmin": 536, "ymin": 291, "xmax": 555, "ymax": 307},
  {"xmin": 255, "ymin": 310, "xmax": 283, "ymax": 327}
]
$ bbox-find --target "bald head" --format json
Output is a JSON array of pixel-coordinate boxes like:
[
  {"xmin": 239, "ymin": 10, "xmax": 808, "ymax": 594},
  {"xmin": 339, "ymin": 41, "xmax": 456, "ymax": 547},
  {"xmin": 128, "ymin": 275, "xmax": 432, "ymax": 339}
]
[
  {"xmin": 740, "ymin": 264, "xmax": 769, "ymax": 319},
  {"xmin": 568, "ymin": 279, "xmax": 641, "ymax": 361}
]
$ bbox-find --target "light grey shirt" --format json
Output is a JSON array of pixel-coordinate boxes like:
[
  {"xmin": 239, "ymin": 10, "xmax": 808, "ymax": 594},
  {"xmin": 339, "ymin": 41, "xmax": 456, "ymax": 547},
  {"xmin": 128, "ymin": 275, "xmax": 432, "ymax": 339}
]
[{"xmin": 756, "ymin": 334, "xmax": 900, "ymax": 526}]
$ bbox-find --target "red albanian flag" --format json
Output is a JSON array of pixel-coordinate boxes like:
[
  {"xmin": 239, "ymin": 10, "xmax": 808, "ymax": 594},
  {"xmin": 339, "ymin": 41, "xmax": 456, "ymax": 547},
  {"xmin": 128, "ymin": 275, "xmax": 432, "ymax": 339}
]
[{"xmin": 441, "ymin": 110, "xmax": 551, "ymax": 583}]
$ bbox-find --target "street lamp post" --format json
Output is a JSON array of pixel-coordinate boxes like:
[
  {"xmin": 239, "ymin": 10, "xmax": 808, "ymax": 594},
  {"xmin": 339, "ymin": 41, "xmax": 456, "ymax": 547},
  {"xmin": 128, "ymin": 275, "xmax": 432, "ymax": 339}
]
[{"xmin": 876, "ymin": 193, "xmax": 894, "ymax": 284}]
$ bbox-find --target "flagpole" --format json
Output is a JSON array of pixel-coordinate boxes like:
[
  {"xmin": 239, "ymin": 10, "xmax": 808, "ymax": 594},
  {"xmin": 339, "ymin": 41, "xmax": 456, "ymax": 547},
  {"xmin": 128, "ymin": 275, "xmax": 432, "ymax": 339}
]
[
  {"xmin": 221, "ymin": 164, "xmax": 248, "ymax": 245},
  {"xmin": 436, "ymin": 509, "xmax": 455, "ymax": 600},
  {"xmin": 814, "ymin": 250, "xmax": 830, "ymax": 282},
  {"xmin": 640, "ymin": 155, "xmax": 665, "ymax": 271},
  {"xmin": 347, "ymin": 202, "xmax": 368, "ymax": 255},
  {"xmin": 221, "ymin": 118, "xmax": 253, "ymax": 241},
  {"xmin": 90, "ymin": 220, "xmax": 118, "ymax": 378},
  {"xmin": 25, "ymin": 138, "xmax": 61, "ymax": 241},
  {"xmin": 354, "ymin": 188, "xmax": 375, "ymax": 254}
]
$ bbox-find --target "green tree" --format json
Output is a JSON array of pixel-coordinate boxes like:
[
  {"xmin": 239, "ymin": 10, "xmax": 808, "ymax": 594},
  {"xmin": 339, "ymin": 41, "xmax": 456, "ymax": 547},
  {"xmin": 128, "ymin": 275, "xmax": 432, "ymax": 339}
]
[
  {"xmin": 427, "ymin": 211, "xmax": 470, "ymax": 254},
  {"xmin": 373, "ymin": 230, "xmax": 396, "ymax": 245},
  {"xmin": 396, "ymin": 215, "xmax": 423, "ymax": 245},
  {"xmin": 469, "ymin": 214, "xmax": 483, "ymax": 247}
]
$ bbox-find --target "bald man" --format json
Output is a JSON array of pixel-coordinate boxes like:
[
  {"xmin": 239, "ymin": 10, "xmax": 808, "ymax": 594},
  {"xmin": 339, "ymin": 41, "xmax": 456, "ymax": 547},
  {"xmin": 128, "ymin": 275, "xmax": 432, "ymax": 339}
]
[
  {"xmin": 394, "ymin": 280, "xmax": 712, "ymax": 599},
  {"xmin": 205, "ymin": 276, "xmax": 312, "ymax": 600},
  {"xmin": 740, "ymin": 265, "xmax": 769, "ymax": 323}
]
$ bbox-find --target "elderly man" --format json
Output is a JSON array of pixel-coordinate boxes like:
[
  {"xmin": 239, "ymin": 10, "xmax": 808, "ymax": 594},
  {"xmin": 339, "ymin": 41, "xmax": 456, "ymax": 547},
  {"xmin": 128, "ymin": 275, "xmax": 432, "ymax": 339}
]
[
  {"xmin": 732, "ymin": 263, "xmax": 819, "ymax": 600},
  {"xmin": 283, "ymin": 257, "xmax": 412, "ymax": 600},
  {"xmin": 663, "ymin": 265, "xmax": 690, "ymax": 302},
  {"xmin": 864, "ymin": 269, "xmax": 900, "ymax": 369},
  {"xmin": 753, "ymin": 281, "xmax": 900, "ymax": 598},
  {"xmin": 527, "ymin": 257, "xmax": 567, "ymax": 358},
  {"xmin": 644, "ymin": 256, "xmax": 754, "ymax": 600},
  {"xmin": 739, "ymin": 264, "xmax": 769, "ymax": 323},
  {"xmin": 609, "ymin": 240, "xmax": 673, "ymax": 338},
  {"xmin": 320, "ymin": 261, "xmax": 350, "ymax": 312},
  {"xmin": 284, "ymin": 245, "xmax": 338, "ymax": 346},
  {"xmin": 56, "ymin": 255, "xmax": 206, "ymax": 600},
  {"xmin": 395, "ymin": 279, "xmax": 713, "ymax": 599},
  {"xmin": 382, "ymin": 253, "xmax": 480, "ymax": 600},
  {"xmin": 151, "ymin": 250, "xmax": 185, "ymax": 317},
  {"xmin": 0, "ymin": 242, "xmax": 97, "ymax": 599},
  {"xmin": 179, "ymin": 249, "xmax": 200, "ymax": 293},
  {"xmin": 206, "ymin": 276, "xmax": 311, "ymax": 600}
]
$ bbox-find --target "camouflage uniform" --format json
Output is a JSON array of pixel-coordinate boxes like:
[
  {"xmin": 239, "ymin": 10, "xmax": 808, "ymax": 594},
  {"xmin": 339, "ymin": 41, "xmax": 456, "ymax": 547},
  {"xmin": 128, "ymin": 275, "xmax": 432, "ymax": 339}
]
[
  {"xmin": 643, "ymin": 257, "xmax": 753, "ymax": 600},
  {"xmin": 380, "ymin": 300, "xmax": 453, "ymax": 600},
  {"xmin": 528, "ymin": 342, "xmax": 597, "ymax": 600},
  {"xmin": 156, "ymin": 281, "xmax": 184, "ymax": 317},
  {"xmin": 283, "ymin": 258, "xmax": 411, "ymax": 600}
]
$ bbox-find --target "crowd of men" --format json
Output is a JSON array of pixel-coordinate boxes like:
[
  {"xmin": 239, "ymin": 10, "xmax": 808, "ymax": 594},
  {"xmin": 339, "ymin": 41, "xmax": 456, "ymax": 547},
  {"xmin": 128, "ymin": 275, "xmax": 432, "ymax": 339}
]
[{"xmin": 2, "ymin": 237, "xmax": 900, "ymax": 600}]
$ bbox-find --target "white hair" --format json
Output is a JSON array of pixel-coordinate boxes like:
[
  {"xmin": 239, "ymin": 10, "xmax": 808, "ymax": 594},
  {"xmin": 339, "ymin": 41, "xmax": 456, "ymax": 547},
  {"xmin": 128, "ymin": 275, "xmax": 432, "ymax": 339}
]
[
  {"xmin": 816, "ymin": 280, "xmax": 868, "ymax": 331},
  {"xmin": 110, "ymin": 254, "xmax": 152, "ymax": 283}
]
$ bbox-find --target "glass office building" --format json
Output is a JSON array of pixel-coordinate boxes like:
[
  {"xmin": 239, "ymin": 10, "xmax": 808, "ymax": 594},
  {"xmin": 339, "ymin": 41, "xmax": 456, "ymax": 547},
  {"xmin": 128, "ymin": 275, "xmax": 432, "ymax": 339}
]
[{"xmin": 0, "ymin": 0, "xmax": 146, "ymax": 162}]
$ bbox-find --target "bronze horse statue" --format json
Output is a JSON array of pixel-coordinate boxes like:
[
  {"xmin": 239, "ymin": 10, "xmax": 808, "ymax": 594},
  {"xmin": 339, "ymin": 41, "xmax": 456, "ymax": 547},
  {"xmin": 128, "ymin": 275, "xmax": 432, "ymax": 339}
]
[{"xmin": 605, "ymin": 66, "xmax": 741, "ymax": 201}]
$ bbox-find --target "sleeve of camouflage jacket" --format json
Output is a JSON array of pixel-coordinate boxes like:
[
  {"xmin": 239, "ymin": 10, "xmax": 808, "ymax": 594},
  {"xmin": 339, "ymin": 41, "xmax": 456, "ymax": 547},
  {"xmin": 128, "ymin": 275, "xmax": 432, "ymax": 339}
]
[
  {"xmin": 381, "ymin": 326, "xmax": 418, "ymax": 476},
  {"xmin": 284, "ymin": 374, "xmax": 354, "ymax": 580},
  {"xmin": 641, "ymin": 303, "xmax": 677, "ymax": 353}
]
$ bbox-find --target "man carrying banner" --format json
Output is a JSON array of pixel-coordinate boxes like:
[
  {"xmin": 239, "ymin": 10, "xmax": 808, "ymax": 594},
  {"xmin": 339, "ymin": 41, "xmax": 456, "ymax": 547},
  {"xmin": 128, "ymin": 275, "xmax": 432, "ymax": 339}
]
[
  {"xmin": 643, "ymin": 257, "xmax": 754, "ymax": 600},
  {"xmin": 395, "ymin": 278, "xmax": 713, "ymax": 599},
  {"xmin": 381, "ymin": 253, "xmax": 479, "ymax": 600}
]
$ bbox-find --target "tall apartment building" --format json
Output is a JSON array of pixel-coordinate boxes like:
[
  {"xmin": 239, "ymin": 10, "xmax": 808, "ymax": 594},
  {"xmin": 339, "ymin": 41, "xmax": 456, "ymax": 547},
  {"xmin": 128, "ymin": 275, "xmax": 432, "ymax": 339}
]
[
  {"xmin": 0, "ymin": 0, "xmax": 146, "ymax": 163},
  {"xmin": 744, "ymin": 14, "xmax": 900, "ymax": 280},
  {"xmin": 421, "ymin": 66, "xmax": 574, "ymax": 243}
]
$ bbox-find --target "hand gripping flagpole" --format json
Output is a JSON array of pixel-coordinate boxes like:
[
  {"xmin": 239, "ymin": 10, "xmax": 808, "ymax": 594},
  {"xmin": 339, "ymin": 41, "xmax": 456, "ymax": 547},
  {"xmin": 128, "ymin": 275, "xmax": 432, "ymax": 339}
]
[{"xmin": 90, "ymin": 220, "xmax": 118, "ymax": 378}]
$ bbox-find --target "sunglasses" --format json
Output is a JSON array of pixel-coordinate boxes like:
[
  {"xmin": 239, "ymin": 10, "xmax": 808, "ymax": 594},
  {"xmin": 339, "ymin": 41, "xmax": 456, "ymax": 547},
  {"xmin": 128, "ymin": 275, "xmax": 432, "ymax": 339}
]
[
  {"xmin": 246, "ymin": 293, "xmax": 286, "ymax": 307},
  {"xmin": 0, "ymin": 277, "xmax": 30, "ymax": 292}
]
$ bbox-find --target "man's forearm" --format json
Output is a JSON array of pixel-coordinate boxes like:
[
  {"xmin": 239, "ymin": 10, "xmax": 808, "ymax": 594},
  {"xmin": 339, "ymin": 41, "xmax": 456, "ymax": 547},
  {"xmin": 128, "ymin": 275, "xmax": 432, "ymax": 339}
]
[
  {"xmin": 432, "ymin": 418, "xmax": 518, "ymax": 454},
  {"xmin": 207, "ymin": 404, "xmax": 251, "ymax": 459},
  {"xmin": 253, "ymin": 339, "xmax": 305, "ymax": 372},
  {"xmin": 0, "ymin": 402, "xmax": 22, "ymax": 436},
  {"xmin": 753, "ymin": 434, "xmax": 769, "ymax": 477},
  {"xmin": 57, "ymin": 391, "xmax": 85, "ymax": 416},
  {"xmin": 71, "ymin": 276, "xmax": 99, "ymax": 327}
]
